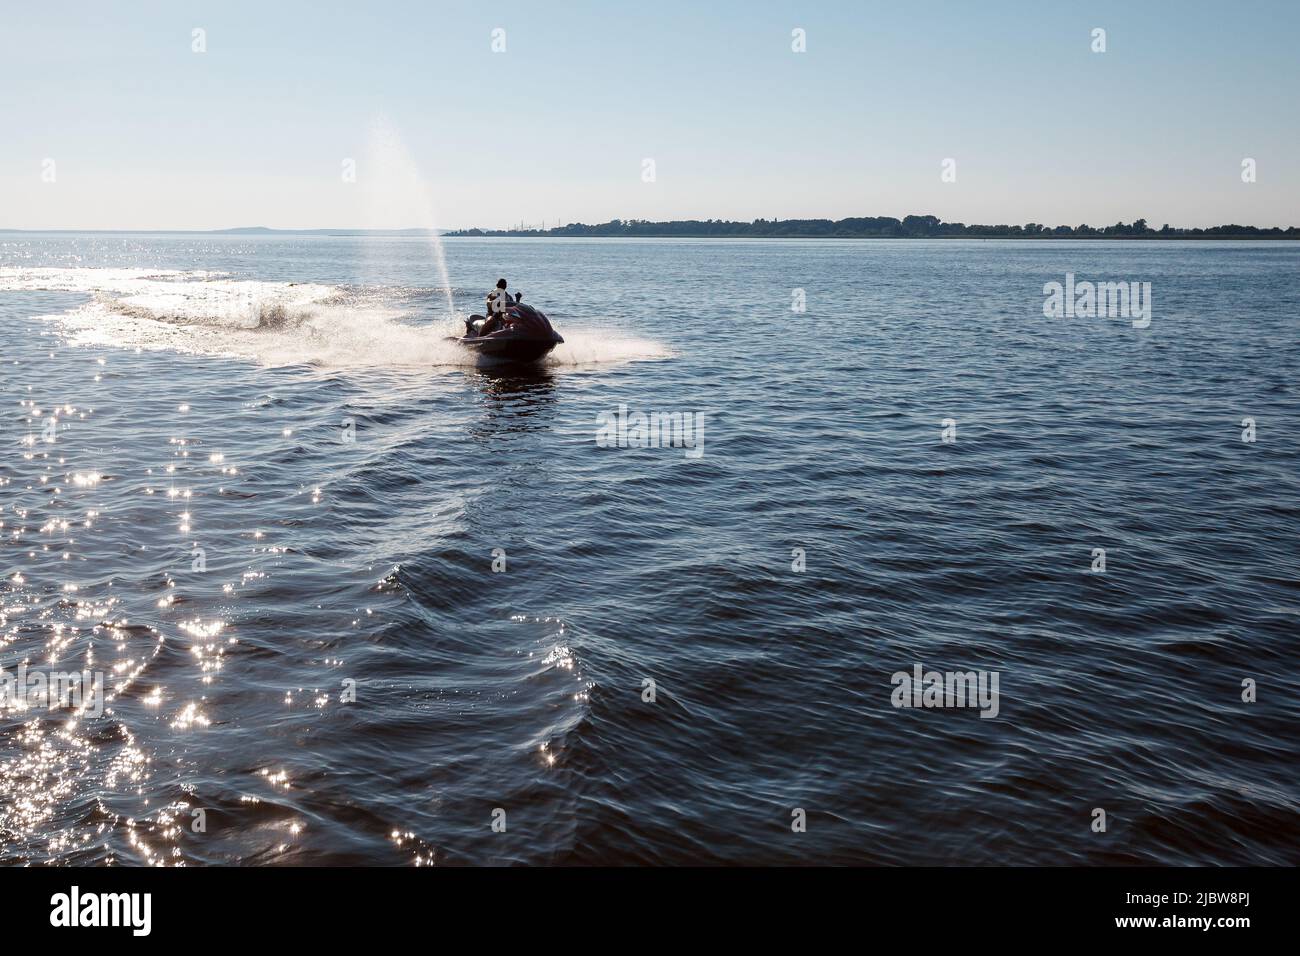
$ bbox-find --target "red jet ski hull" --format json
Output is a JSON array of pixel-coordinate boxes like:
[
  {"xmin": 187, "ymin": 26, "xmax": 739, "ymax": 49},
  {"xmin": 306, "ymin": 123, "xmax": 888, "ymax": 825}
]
[{"xmin": 455, "ymin": 303, "xmax": 564, "ymax": 364}]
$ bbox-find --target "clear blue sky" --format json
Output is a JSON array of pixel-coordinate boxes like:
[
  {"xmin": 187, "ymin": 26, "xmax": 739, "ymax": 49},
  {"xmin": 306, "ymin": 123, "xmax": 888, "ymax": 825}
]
[{"xmin": 1, "ymin": 0, "xmax": 1296, "ymax": 230}]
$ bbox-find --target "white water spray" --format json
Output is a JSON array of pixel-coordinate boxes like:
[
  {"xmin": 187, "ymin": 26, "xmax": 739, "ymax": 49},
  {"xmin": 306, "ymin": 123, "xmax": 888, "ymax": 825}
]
[
  {"xmin": 0, "ymin": 268, "xmax": 673, "ymax": 370},
  {"xmin": 361, "ymin": 116, "xmax": 456, "ymax": 322}
]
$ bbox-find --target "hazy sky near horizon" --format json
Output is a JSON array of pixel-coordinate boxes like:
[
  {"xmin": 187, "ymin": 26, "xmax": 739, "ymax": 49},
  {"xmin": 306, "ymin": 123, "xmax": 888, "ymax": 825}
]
[{"xmin": 2, "ymin": 0, "xmax": 1297, "ymax": 231}]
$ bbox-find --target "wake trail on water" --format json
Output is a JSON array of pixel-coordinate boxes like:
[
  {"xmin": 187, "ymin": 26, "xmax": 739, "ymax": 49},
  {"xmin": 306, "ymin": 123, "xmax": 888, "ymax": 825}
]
[{"xmin": 0, "ymin": 267, "xmax": 671, "ymax": 370}]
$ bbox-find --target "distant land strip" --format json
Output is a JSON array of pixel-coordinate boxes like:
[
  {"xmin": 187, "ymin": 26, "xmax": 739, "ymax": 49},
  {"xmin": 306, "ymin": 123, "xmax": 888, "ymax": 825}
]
[
  {"xmin": 3, "ymin": 219, "xmax": 1297, "ymax": 238},
  {"xmin": 447, "ymin": 216, "xmax": 1300, "ymax": 239}
]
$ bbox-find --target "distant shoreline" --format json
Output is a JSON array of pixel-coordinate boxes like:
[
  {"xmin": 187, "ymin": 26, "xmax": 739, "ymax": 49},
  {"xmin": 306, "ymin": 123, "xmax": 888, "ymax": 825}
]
[
  {"xmin": 3, "ymin": 218, "xmax": 1298, "ymax": 240},
  {"xmin": 448, "ymin": 216, "xmax": 1300, "ymax": 240}
]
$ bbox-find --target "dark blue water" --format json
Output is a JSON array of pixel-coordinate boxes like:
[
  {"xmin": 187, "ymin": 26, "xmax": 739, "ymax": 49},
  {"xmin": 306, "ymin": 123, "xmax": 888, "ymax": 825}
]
[{"xmin": 1, "ymin": 235, "xmax": 1297, "ymax": 865}]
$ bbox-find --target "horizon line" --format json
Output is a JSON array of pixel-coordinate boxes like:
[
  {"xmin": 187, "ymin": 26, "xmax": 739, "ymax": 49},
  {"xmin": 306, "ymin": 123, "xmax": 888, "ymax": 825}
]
[{"xmin": 4, "ymin": 216, "xmax": 1299, "ymax": 236}]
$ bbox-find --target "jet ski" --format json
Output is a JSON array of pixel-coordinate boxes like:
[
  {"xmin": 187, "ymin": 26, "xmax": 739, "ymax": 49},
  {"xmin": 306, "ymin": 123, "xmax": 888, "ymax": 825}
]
[{"xmin": 452, "ymin": 302, "xmax": 564, "ymax": 364}]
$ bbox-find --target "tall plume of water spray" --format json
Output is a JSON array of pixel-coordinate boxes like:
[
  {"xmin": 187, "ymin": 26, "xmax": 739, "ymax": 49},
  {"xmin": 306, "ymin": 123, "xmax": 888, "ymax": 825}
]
[{"xmin": 362, "ymin": 116, "xmax": 456, "ymax": 321}]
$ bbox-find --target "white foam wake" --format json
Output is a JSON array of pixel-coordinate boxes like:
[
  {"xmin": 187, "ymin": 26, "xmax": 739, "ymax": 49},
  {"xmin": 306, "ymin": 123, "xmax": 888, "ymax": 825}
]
[
  {"xmin": 0, "ymin": 267, "xmax": 671, "ymax": 370},
  {"xmin": 546, "ymin": 329, "xmax": 672, "ymax": 367}
]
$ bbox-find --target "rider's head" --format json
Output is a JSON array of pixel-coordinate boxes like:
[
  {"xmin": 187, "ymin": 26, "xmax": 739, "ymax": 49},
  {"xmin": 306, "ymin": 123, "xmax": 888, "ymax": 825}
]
[{"xmin": 496, "ymin": 278, "xmax": 507, "ymax": 289}]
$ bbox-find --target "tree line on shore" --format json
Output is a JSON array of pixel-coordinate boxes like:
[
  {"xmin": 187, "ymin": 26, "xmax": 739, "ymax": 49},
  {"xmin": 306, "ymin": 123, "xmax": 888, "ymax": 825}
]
[{"xmin": 448, "ymin": 216, "xmax": 1298, "ymax": 239}]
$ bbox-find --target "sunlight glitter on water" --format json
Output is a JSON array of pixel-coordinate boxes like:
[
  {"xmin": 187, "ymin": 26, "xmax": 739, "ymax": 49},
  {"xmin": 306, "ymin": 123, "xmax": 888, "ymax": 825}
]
[{"xmin": 4, "ymin": 238, "xmax": 1298, "ymax": 868}]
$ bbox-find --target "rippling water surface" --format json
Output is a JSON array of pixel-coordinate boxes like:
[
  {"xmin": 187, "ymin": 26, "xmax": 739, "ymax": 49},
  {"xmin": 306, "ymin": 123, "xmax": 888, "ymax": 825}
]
[{"xmin": 1, "ymin": 235, "xmax": 1297, "ymax": 865}]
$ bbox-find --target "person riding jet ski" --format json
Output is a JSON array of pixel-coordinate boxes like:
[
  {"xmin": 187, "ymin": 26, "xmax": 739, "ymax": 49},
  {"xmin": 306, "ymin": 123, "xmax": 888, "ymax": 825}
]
[
  {"xmin": 452, "ymin": 279, "xmax": 564, "ymax": 363},
  {"xmin": 478, "ymin": 278, "xmax": 522, "ymax": 336}
]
